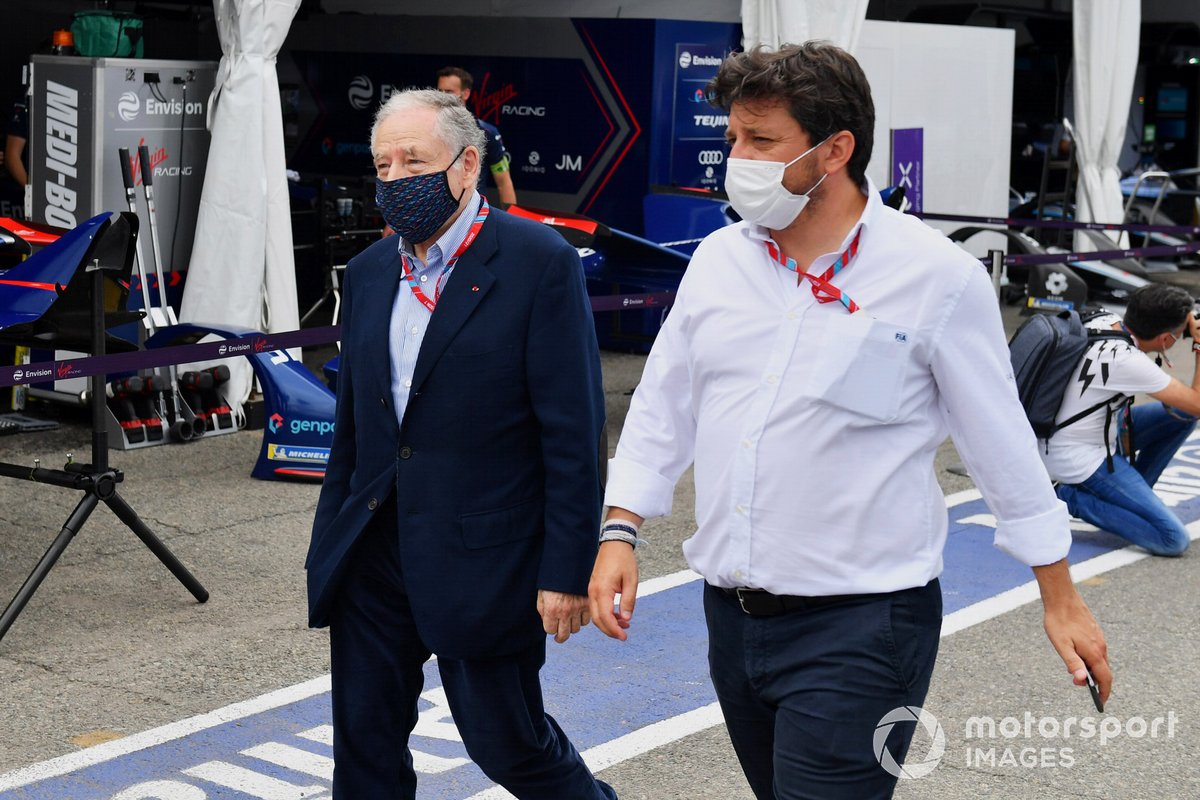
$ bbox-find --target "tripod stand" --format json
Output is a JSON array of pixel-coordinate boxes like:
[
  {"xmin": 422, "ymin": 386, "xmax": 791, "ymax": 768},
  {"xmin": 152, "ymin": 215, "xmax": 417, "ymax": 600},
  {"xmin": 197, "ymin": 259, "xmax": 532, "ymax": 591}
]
[{"xmin": 0, "ymin": 213, "xmax": 208, "ymax": 645}]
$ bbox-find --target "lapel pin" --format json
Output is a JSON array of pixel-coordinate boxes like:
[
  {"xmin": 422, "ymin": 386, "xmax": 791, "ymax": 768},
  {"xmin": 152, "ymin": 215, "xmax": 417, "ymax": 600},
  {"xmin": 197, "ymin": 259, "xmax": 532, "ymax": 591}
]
[{"xmin": 471, "ymin": 285, "xmax": 480, "ymax": 292}]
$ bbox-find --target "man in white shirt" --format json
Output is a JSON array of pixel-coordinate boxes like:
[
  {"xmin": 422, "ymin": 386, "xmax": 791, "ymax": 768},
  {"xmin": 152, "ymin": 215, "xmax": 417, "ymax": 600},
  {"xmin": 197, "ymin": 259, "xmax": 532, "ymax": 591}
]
[
  {"xmin": 588, "ymin": 42, "xmax": 1110, "ymax": 799},
  {"xmin": 1045, "ymin": 283, "xmax": 1200, "ymax": 556}
]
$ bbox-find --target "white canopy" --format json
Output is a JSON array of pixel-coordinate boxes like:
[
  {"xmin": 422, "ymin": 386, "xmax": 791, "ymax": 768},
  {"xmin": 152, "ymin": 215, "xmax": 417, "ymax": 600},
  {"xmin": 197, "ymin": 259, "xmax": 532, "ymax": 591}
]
[
  {"xmin": 180, "ymin": 0, "xmax": 303, "ymax": 414},
  {"xmin": 1071, "ymin": 0, "xmax": 1140, "ymax": 247},
  {"xmin": 740, "ymin": 0, "xmax": 870, "ymax": 52}
]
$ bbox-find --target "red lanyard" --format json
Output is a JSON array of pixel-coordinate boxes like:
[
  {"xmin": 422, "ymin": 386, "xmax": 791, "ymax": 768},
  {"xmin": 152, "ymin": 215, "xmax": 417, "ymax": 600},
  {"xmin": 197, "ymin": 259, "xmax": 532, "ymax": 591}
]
[
  {"xmin": 765, "ymin": 228, "xmax": 862, "ymax": 314},
  {"xmin": 400, "ymin": 197, "xmax": 490, "ymax": 312}
]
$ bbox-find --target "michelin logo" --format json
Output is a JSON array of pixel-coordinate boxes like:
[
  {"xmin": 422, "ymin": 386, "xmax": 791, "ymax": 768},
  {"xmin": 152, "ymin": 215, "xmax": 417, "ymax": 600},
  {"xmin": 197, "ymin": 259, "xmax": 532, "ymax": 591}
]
[{"xmin": 268, "ymin": 444, "xmax": 331, "ymax": 464}]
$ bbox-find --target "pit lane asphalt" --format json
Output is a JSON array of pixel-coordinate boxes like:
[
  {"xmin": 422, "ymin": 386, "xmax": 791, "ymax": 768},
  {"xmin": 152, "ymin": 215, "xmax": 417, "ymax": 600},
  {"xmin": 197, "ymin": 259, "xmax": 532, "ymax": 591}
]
[{"xmin": 0, "ymin": 298, "xmax": 1197, "ymax": 798}]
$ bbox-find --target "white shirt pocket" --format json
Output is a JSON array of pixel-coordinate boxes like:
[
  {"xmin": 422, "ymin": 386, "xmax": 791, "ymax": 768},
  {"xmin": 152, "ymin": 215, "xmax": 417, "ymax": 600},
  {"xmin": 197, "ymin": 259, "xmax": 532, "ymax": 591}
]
[{"xmin": 804, "ymin": 314, "xmax": 910, "ymax": 423}]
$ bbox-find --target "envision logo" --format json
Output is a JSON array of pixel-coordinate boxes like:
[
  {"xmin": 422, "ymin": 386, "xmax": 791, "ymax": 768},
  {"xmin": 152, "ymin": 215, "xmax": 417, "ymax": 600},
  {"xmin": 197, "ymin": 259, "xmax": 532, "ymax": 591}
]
[
  {"xmin": 117, "ymin": 91, "xmax": 140, "ymax": 122},
  {"xmin": 348, "ymin": 75, "xmax": 373, "ymax": 110},
  {"xmin": 679, "ymin": 51, "xmax": 722, "ymax": 69},
  {"xmin": 874, "ymin": 706, "xmax": 945, "ymax": 780}
]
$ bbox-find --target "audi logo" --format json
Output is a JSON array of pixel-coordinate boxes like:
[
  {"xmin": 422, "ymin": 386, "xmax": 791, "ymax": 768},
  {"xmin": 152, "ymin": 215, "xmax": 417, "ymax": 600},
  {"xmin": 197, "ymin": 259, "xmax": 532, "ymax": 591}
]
[{"xmin": 697, "ymin": 150, "xmax": 725, "ymax": 166}]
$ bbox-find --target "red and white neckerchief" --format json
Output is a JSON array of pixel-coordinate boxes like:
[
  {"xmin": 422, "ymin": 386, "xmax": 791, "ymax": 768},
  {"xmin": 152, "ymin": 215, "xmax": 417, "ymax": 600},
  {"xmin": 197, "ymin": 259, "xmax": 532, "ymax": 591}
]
[
  {"xmin": 400, "ymin": 197, "xmax": 490, "ymax": 312},
  {"xmin": 765, "ymin": 228, "xmax": 862, "ymax": 314}
]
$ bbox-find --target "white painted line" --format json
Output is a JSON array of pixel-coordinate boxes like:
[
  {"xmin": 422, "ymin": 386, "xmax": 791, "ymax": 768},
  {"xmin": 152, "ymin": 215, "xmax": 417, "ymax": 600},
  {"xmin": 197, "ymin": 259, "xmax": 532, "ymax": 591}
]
[
  {"xmin": 637, "ymin": 568, "xmax": 702, "ymax": 595},
  {"xmin": 0, "ymin": 675, "xmax": 330, "ymax": 791},
  {"xmin": 0, "ymin": 572, "xmax": 700, "ymax": 791},
  {"xmin": 942, "ymin": 518, "xmax": 1200, "ymax": 637},
  {"xmin": 944, "ymin": 488, "xmax": 982, "ymax": 507},
  {"xmin": 2, "ymin": 502, "xmax": 1187, "ymax": 794},
  {"xmin": 464, "ymin": 703, "xmax": 727, "ymax": 800}
]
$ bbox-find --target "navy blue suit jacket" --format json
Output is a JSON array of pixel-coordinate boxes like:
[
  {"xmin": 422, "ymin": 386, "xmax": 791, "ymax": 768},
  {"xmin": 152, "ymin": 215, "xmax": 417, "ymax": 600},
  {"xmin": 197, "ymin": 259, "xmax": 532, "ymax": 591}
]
[{"xmin": 306, "ymin": 209, "xmax": 605, "ymax": 660}]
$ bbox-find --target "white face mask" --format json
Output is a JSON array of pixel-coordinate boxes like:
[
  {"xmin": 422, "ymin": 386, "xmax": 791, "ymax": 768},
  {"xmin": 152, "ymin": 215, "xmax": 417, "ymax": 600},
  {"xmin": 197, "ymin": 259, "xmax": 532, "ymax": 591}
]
[{"xmin": 723, "ymin": 136, "xmax": 829, "ymax": 230}]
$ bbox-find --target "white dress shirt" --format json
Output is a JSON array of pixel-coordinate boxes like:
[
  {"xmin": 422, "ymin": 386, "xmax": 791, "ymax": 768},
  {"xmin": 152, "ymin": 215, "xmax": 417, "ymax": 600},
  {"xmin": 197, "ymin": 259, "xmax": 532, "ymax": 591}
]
[{"xmin": 605, "ymin": 180, "xmax": 1072, "ymax": 596}]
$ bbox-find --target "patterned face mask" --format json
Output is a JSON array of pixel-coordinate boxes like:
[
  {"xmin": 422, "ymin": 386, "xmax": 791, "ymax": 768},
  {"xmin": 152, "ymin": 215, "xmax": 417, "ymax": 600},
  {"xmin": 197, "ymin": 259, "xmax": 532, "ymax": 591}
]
[{"xmin": 375, "ymin": 148, "xmax": 465, "ymax": 243}]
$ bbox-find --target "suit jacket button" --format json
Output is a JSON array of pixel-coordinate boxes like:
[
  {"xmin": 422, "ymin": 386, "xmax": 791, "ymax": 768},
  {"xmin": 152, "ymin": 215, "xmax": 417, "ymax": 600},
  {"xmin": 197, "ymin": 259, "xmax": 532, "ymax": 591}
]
[
  {"xmin": 399, "ymin": 446, "xmax": 413, "ymax": 459},
  {"xmin": 367, "ymin": 497, "xmax": 378, "ymax": 511}
]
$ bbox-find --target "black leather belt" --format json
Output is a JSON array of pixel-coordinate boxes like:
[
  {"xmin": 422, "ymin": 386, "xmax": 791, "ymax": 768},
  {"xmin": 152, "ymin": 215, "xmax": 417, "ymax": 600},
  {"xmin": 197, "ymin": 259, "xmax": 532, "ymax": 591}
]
[{"xmin": 717, "ymin": 586, "xmax": 874, "ymax": 616}]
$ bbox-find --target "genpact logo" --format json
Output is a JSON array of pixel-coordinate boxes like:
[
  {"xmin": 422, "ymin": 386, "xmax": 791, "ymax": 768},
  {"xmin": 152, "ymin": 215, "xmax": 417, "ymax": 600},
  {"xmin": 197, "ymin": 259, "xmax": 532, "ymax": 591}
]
[
  {"xmin": 348, "ymin": 75, "xmax": 374, "ymax": 110},
  {"xmin": 117, "ymin": 92, "xmax": 140, "ymax": 122},
  {"xmin": 290, "ymin": 418, "xmax": 335, "ymax": 436},
  {"xmin": 268, "ymin": 413, "xmax": 284, "ymax": 433}
]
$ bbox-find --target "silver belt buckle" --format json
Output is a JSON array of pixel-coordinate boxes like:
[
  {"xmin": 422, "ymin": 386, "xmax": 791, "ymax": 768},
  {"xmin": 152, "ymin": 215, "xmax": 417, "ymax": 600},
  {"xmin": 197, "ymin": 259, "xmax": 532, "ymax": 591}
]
[{"xmin": 735, "ymin": 587, "xmax": 755, "ymax": 614}]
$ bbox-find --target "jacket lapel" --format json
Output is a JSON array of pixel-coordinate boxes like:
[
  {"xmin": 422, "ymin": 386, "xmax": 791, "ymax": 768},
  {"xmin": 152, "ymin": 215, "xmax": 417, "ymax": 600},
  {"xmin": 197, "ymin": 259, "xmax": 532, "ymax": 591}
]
[
  {"xmin": 410, "ymin": 215, "xmax": 499, "ymax": 393},
  {"xmin": 356, "ymin": 246, "xmax": 405, "ymax": 408}
]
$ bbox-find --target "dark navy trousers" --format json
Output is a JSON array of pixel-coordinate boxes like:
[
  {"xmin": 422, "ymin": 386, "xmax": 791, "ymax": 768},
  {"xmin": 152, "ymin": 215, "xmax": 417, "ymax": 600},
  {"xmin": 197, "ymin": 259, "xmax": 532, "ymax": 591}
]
[
  {"xmin": 328, "ymin": 509, "xmax": 616, "ymax": 799},
  {"xmin": 704, "ymin": 580, "xmax": 943, "ymax": 800}
]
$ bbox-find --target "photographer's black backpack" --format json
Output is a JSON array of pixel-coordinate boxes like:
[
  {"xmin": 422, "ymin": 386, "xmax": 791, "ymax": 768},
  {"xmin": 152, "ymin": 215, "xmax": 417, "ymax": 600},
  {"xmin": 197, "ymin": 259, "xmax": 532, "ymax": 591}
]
[{"xmin": 1008, "ymin": 308, "xmax": 1134, "ymax": 469}]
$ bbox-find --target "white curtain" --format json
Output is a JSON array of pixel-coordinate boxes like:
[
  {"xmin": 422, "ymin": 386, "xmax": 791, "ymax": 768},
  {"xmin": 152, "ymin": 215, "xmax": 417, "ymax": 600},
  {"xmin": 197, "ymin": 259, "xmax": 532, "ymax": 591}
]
[
  {"xmin": 1072, "ymin": 0, "xmax": 1140, "ymax": 248},
  {"xmin": 740, "ymin": 0, "xmax": 870, "ymax": 53},
  {"xmin": 181, "ymin": 0, "xmax": 303, "ymax": 414}
]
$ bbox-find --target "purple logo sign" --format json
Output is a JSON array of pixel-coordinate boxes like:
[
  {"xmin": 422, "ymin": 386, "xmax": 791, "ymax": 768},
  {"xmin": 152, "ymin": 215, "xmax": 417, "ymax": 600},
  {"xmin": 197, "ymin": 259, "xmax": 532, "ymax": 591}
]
[{"xmin": 890, "ymin": 128, "xmax": 924, "ymax": 213}]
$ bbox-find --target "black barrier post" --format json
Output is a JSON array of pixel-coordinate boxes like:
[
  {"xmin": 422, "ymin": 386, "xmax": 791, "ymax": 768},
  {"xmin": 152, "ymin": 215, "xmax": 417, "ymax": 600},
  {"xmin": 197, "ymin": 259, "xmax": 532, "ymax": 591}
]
[{"xmin": 0, "ymin": 223, "xmax": 210, "ymax": 647}]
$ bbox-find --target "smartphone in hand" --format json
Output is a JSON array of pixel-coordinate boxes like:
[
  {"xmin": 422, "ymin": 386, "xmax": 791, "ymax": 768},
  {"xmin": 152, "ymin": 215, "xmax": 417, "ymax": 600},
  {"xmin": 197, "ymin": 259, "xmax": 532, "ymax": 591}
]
[{"xmin": 1085, "ymin": 668, "xmax": 1104, "ymax": 713}]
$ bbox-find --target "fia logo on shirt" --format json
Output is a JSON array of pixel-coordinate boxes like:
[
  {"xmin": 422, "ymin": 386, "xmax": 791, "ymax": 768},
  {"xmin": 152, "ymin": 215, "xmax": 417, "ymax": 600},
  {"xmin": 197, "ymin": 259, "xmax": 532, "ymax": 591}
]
[{"xmin": 895, "ymin": 332, "xmax": 909, "ymax": 343}]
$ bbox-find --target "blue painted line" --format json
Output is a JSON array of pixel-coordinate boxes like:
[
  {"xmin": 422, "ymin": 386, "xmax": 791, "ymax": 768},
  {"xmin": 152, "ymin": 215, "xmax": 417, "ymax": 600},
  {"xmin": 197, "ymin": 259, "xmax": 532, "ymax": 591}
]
[{"xmin": 5, "ymin": 440, "xmax": 1200, "ymax": 798}]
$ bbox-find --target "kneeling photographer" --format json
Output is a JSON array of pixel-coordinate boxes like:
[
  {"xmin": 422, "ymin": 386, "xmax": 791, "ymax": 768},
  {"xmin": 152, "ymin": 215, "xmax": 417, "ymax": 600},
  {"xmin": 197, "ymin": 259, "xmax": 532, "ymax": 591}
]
[{"xmin": 1042, "ymin": 283, "xmax": 1200, "ymax": 555}]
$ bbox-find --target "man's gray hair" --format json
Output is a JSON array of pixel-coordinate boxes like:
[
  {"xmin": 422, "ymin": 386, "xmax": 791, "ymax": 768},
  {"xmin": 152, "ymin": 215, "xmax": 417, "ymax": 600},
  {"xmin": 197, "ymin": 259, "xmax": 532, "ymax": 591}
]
[{"xmin": 370, "ymin": 88, "xmax": 487, "ymax": 166}]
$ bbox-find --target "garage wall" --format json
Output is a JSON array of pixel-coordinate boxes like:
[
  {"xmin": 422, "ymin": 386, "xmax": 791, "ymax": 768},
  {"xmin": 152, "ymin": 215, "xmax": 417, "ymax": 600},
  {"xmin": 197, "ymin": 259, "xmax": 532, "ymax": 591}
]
[{"xmin": 858, "ymin": 19, "xmax": 1015, "ymax": 228}]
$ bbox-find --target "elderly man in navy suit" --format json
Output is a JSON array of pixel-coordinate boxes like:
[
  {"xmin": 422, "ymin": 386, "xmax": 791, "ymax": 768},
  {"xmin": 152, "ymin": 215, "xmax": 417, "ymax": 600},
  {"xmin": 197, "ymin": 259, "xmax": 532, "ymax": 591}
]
[{"xmin": 306, "ymin": 88, "xmax": 616, "ymax": 799}]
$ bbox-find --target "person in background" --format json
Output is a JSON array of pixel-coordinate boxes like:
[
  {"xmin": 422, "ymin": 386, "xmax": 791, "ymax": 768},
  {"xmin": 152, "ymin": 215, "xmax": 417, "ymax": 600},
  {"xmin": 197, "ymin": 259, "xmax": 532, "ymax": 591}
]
[
  {"xmin": 1, "ymin": 78, "xmax": 28, "ymax": 219},
  {"xmin": 1043, "ymin": 283, "xmax": 1200, "ymax": 557},
  {"xmin": 436, "ymin": 65, "xmax": 518, "ymax": 208}
]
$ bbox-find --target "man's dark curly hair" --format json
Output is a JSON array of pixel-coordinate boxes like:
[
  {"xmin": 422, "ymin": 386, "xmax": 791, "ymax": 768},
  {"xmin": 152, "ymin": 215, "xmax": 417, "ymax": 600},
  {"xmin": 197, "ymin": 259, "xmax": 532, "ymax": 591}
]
[
  {"xmin": 1123, "ymin": 283, "xmax": 1195, "ymax": 340},
  {"xmin": 706, "ymin": 41, "xmax": 875, "ymax": 186}
]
